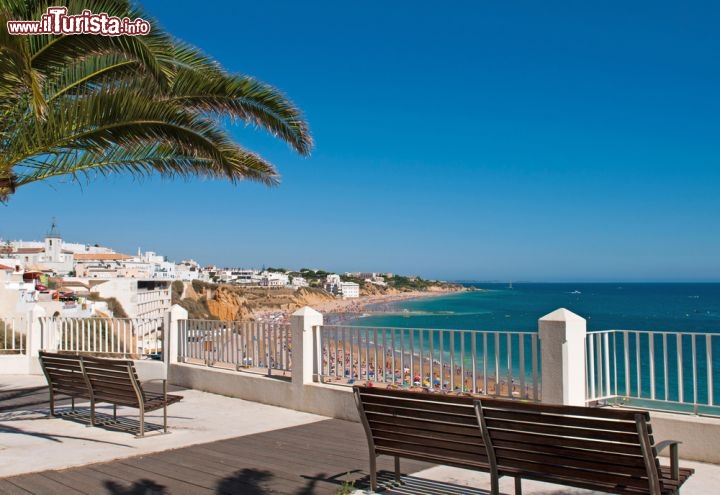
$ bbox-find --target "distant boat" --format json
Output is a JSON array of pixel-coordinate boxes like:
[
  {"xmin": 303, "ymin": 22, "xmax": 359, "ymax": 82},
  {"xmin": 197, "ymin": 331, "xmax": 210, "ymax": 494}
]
[
  {"xmin": 508, "ymin": 280, "xmax": 513, "ymax": 289},
  {"xmin": 570, "ymin": 290, "xmax": 581, "ymax": 294}
]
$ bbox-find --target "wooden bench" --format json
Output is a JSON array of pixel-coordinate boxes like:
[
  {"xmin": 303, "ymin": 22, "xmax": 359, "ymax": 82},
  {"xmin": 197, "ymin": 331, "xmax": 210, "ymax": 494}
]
[
  {"xmin": 474, "ymin": 398, "xmax": 694, "ymax": 495},
  {"xmin": 353, "ymin": 385, "xmax": 514, "ymax": 492},
  {"xmin": 81, "ymin": 355, "xmax": 182, "ymax": 437},
  {"xmin": 38, "ymin": 351, "xmax": 182, "ymax": 437},
  {"xmin": 38, "ymin": 351, "xmax": 90, "ymax": 417}
]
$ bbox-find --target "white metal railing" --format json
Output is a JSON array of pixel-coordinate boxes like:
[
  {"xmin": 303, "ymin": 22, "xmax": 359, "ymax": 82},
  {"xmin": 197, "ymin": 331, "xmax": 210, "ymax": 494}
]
[
  {"xmin": 586, "ymin": 330, "xmax": 720, "ymax": 416},
  {"xmin": 39, "ymin": 316, "xmax": 164, "ymax": 358},
  {"xmin": 178, "ymin": 319, "xmax": 291, "ymax": 376},
  {"xmin": 0, "ymin": 316, "xmax": 27, "ymax": 354},
  {"xmin": 317, "ymin": 325, "xmax": 540, "ymax": 400}
]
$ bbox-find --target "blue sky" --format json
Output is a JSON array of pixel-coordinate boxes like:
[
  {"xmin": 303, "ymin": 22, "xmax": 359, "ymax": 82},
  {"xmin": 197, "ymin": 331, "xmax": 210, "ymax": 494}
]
[{"xmin": 2, "ymin": 1, "xmax": 719, "ymax": 282}]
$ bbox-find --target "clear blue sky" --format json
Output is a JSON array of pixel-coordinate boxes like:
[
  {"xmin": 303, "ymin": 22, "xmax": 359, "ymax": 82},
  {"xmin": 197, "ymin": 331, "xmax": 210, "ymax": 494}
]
[{"xmin": 2, "ymin": 1, "xmax": 719, "ymax": 282}]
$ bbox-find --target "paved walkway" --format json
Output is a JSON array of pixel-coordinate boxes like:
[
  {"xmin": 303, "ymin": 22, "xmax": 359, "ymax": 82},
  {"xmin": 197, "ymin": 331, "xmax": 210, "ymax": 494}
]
[{"xmin": 2, "ymin": 375, "xmax": 720, "ymax": 494}]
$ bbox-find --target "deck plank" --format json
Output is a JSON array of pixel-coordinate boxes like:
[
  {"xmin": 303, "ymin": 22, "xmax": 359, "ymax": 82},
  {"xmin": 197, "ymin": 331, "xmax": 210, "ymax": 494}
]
[{"xmin": 0, "ymin": 418, "xmax": 434, "ymax": 495}]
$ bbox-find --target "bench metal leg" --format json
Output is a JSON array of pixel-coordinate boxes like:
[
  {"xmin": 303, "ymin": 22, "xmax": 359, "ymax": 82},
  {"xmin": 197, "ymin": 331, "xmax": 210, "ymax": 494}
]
[
  {"xmin": 394, "ymin": 456, "xmax": 401, "ymax": 483},
  {"xmin": 138, "ymin": 408, "xmax": 145, "ymax": 437},
  {"xmin": 48, "ymin": 390, "xmax": 55, "ymax": 417},
  {"xmin": 113, "ymin": 404, "xmax": 117, "ymax": 421},
  {"xmin": 163, "ymin": 380, "xmax": 168, "ymax": 433},
  {"xmin": 370, "ymin": 454, "xmax": 377, "ymax": 492},
  {"xmin": 515, "ymin": 476, "xmax": 522, "ymax": 495}
]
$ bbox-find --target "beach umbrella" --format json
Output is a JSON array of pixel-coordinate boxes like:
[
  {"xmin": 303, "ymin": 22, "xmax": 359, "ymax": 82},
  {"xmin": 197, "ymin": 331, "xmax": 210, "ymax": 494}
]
[{"xmin": 414, "ymin": 375, "xmax": 421, "ymax": 381}]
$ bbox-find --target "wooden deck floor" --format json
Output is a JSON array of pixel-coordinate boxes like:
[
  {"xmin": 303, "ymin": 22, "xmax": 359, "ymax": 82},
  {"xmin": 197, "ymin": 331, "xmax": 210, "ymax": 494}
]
[{"xmin": 0, "ymin": 385, "xmax": 434, "ymax": 495}]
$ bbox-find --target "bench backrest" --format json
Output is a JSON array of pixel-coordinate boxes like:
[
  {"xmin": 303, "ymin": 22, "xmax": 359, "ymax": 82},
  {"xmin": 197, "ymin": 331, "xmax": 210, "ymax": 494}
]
[
  {"xmin": 39, "ymin": 351, "xmax": 89, "ymax": 398},
  {"xmin": 354, "ymin": 386, "xmax": 489, "ymax": 471},
  {"xmin": 475, "ymin": 398, "xmax": 663, "ymax": 494},
  {"xmin": 81, "ymin": 355, "xmax": 144, "ymax": 408}
]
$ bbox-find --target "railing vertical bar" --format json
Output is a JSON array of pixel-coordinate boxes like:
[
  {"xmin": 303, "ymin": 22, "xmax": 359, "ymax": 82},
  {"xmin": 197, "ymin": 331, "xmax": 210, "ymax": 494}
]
[
  {"xmin": 418, "ymin": 329, "xmax": 424, "ymax": 387},
  {"xmin": 519, "ymin": 333, "xmax": 526, "ymax": 399},
  {"xmin": 506, "ymin": 333, "xmax": 512, "ymax": 398},
  {"xmin": 494, "ymin": 333, "xmax": 500, "ymax": 395},
  {"xmin": 603, "ymin": 332, "xmax": 611, "ymax": 399},
  {"xmin": 635, "ymin": 332, "xmax": 641, "ymax": 399},
  {"xmin": 438, "ymin": 331, "xmax": 444, "ymax": 390},
  {"xmin": 649, "ymin": 333, "xmax": 656, "ymax": 400},
  {"xmin": 449, "ymin": 331, "xmax": 455, "ymax": 391},
  {"xmin": 391, "ymin": 328, "xmax": 397, "ymax": 385},
  {"xmin": 677, "ymin": 334, "xmax": 683, "ymax": 403},
  {"xmin": 707, "ymin": 335, "xmax": 714, "ymax": 406},
  {"xmin": 663, "ymin": 333, "xmax": 669, "ymax": 401},
  {"xmin": 409, "ymin": 329, "xmax": 415, "ymax": 386},
  {"xmin": 483, "ymin": 333, "xmax": 489, "ymax": 395},
  {"xmin": 689, "ymin": 334, "xmax": 697, "ymax": 407},
  {"xmin": 373, "ymin": 328, "xmax": 379, "ymax": 383},
  {"xmin": 471, "ymin": 332, "xmax": 477, "ymax": 394},
  {"xmin": 460, "ymin": 331, "xmax": 465, "ymax": 392},
  {"xmin": 531, "ymin": 333, "xmax": 538, "ymax": 400}
]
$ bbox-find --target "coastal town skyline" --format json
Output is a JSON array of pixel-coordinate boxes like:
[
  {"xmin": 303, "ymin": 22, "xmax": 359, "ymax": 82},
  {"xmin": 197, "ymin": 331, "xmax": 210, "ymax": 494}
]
[{"xmin": 2, "ymin": 1, "xmax": 718, "ymax": 282}]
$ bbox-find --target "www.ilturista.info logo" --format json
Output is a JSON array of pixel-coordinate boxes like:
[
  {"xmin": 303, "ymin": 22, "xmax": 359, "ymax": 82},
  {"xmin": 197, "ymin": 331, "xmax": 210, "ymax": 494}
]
[{"xmin": 7, "ymin": 7, "xmax": 150, "ymax": 36}]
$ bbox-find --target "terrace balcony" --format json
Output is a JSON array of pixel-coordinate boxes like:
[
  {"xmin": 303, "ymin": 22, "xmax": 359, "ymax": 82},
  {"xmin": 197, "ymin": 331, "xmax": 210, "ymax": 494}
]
[{"xmin": 2, "ymin": 306, "xmax": 720, "ymax": 494}]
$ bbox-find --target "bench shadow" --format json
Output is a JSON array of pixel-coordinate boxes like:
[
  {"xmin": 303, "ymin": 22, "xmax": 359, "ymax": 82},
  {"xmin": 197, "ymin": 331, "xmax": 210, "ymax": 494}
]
[
  {"xmin": 103, "ymin": 479, "xmax": 169, "ymax": 495},
  {"xmin": 364, "ymin": 471, "xmax": 491, "ymax": 495},
  {"xmin": 0, "ymin": 422, "xmax": 131, "ymax": 447},
  {"xmin": 215, "ymin": 467, "xmax": 274, "ymax": 495}
]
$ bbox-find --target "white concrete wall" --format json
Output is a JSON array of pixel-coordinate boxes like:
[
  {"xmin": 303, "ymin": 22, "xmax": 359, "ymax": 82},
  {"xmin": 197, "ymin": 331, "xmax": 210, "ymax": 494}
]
[
  {"xmin": 169, "ymin": 364, "xmax": 358, "ymax": 421},
  {"xmin": 651, "ymin": 412, "xmax": 720, "ymax": 464}
]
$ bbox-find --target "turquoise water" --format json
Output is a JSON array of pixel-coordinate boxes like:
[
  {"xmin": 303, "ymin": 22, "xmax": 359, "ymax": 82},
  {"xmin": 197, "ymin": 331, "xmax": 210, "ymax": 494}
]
[
  {"xmin": 347, "ymin": 283, "xmax": 720, "ymax": 412},
  {"xmin": 354, "ymin": 283, "xmax": 720, "ymax": 333}
]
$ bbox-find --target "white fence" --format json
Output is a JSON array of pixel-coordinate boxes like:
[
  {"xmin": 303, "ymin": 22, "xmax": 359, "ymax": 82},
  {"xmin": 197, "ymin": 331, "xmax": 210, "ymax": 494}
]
[
  {"xmin": 39, "ymin": 316, "xmax": 164, "ymax": 358},
  {"xmin": 0, "ymin": 316, "xmax": 27, "ymax": 354},
  {"xmin": 586, "ymin": 329, "xmax": 720, "ymax": 416},
  {"xmin": 317, "ymin": 324, "xmax": 540, "ymax": 400},
  {"xmin": 178, "ymin": 319, "xmax": 291, "ymax": 376}
]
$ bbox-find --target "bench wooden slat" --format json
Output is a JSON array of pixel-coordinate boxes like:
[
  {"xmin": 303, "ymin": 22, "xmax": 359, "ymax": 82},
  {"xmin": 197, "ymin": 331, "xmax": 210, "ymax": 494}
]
[
  {"xmin": 363, "ymin": 403, "xmax": 479, "ymax": 426},
  {"xmin": 354, "ymin": 385, "xmax": 496, "ymax": 492},
  {"xmin": 39, "ymin": 351, "xmax": 180, "ymax": 437},
  {"xmin": 483, "ymin": 407, "xmax": 641, "ymax": 433},
  {"xmin": 481, "ymin": 399, "xmax": 650, "ymax": 421},
  {"xmin": 476, "ymin": 398, "xmax": 694, "ymax": 495},
  {"xmin": 369, "ymin": 420, "xmax": 483, "ymax": 442},
  {"xmin": 489, "ymin": 428, "xmax": 645, "ymax": 457},
  {"xmin": 358, "ymin": 393, "xmax": 476, "ymax": 414},
  {"xmin": 485, "ymin": 417, "xmax": 642, "ymax": 444},
  {"xmin": 491, "ymin": 436, "xmax": 646, "ymax": 467},
  {"xmin": 494, "ymin": 446, "xmax": 648, "ymax": 477}
]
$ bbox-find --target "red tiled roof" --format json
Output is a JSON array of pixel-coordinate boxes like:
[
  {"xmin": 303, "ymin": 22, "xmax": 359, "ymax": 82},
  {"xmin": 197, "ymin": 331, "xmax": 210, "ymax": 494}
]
[
  {"xmin": 15, "ymin": 247, "xmax": 44, "ymax": 254},
  {"xmin": 74, "ymin": 253, "xmax": 132, "ymax": 261}
]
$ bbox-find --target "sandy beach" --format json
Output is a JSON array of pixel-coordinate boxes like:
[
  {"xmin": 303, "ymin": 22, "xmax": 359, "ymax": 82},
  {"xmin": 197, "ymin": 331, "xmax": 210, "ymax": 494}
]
[{"xmin": 253, "ymin": 287, "xmax": 462, "ymax": 324}]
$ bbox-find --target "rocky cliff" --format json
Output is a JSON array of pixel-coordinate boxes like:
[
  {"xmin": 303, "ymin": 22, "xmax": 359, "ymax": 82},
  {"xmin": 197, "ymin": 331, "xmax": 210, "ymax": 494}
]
[{"xmin": 177, "ymin": 282, "xmax": 335, "ymax": 320}]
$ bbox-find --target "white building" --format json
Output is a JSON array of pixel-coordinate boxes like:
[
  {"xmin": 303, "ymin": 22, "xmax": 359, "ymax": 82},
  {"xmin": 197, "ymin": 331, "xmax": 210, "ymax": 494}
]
[
  {"xmin": 260, "ymin": 272, "xmax": 289, "ymax": 287},
  {"xmin": 230, "ymin": 269, "xmax": 262, "ymax": 284},
  {"xmin": 291, "ymin": 276, "xmax": 309, "ymax": 289},
  {"xmin": 91, "ymin": 279, "xmax": 172, "ymax": 321},
  {"xmin": 176, "ymin": 260, "xmax": 201, "ymax": 281},
  {"xmin": 2, "ymin": 222, "xmax": 117, "ymax": 276},
  {"xmin": 339, "ymin": 281, "xmax": 360, "ymax": 299},
  {"xmin": 325, "ymin": 274, "xmax": 342, "ymax": 294}
]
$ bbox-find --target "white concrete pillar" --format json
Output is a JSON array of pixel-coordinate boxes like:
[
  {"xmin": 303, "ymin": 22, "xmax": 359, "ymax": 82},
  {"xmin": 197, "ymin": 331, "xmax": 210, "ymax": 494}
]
[
  {"xmin": 291, "ymin": 306, "xmax": 323, "ymax": 387},
  {"xmin": 168, "ymin": 304, "xmax": 188, "ymax": 365},
  {"xmin": 538, "ymin": 308, "xmax": 587, "ymax": 406},
  {"xmin": 27, "ymin": 305, "xmax": 46, "ymax": 374}
]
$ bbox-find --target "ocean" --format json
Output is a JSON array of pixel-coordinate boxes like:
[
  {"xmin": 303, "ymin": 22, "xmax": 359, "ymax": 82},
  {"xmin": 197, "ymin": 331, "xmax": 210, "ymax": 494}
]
[
  {"xmin": 353, "ymin": 283, "xmax": 720, "ymax": 333},
  {"xmin": 344, "ymin": 283, "xmax": 720, "ymax": 413}
]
